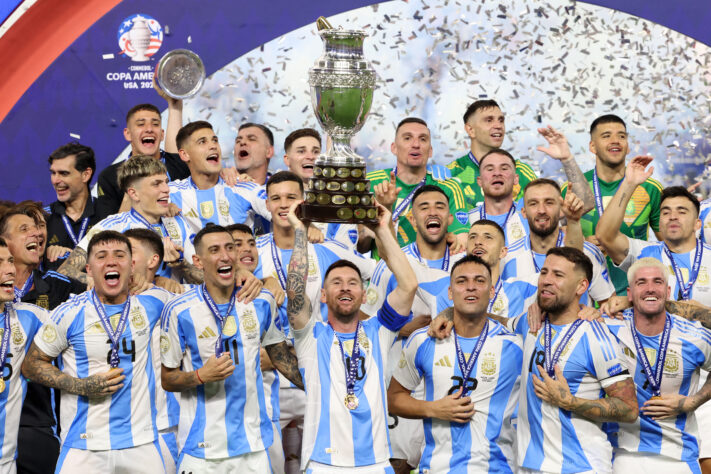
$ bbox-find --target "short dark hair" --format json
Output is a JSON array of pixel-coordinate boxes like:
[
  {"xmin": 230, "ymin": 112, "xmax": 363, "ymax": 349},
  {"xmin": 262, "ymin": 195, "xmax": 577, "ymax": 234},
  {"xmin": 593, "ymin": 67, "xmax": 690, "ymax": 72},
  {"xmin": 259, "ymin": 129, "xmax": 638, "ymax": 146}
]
[
  {"xmin": 48, "ymin": 142, "xmax": 96, "ymax": 185},
  {"xmin": 546, "ymin": 246, "xmax": 593, "ymax": 283},
  {"xmin": 412, "ymin": 184, "xmax": 449, "ymax": 206},
  {"xmin": 126, "ymin": 103, "xmax": 161, "ymax": 124},
  {"xmin": 589, "ymin": 114, "xmax": 626, "ymax": 135},
  {"xmin": 661, "ymin": 186, "xmax": 700, "ymax": 216},
  {"xmin": 284, "ymin": 128, "xmax": 321, "ymax": 152},
  {"xmin": 266, "ymin": 171, "xmax": 304, "ymax": 194},
  {"xmin": 463, "ymin": 99, "xmax": 501, "ymax": 124},
  {"xmin": 524, "ymin": 178, "xmax": 561, "ymax": 197},
  {"xmin": 124, "ymin": 228, "xmax": 165, "ymax": 265},
  {"xmin": 176, "ymin": 120, "xmax": 214, "ymax": 151},
  {"xmin": 14, "ymin": 201, "xmax": 48, "ymax": 225},
  {"xmin": 324, "ymin": 259, "xmax": 362, "ymax": 283},
  {"xmin": 450, "ymin": 254, "xmax": 492, "ymax": 281},
  {"xmin": 479, "ymin": 148, "xmax": 516, "ymax": 168},
  {"xmin": 395, "ymin": 117, "xmax": 428, "ymax": 135},
  {"xmin": 193, "ymin": 223, "xmax": 232, "ymax": 254},
  {"xmin": 469, "ymin": 219, "xmax": 506, "ymax": 243},
  {"xmin": 0, "ymin": 237, "xmax": 6, "ymax": 248},
  {"xmin": 87, "ymin": 230, "xmax": 132, "ymax": 259},
  {"xmin": 225, "ymin": 223, "xmax": 254, "ymax": 237},
  {"xmin": 0, "ymin": 209, "xmax": 29, "ymax": 237},
  {"xmin": 239, "ymin": 122, "xmax": 274, "ymax": 146}
]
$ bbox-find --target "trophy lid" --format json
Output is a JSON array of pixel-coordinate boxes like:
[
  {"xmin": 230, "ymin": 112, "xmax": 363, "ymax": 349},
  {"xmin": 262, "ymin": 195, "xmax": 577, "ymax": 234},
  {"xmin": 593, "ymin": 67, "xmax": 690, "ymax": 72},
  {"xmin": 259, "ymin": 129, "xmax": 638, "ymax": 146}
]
[{"xmin": 155, "ymin": 49, "xmax": 206, "ymax": 100}]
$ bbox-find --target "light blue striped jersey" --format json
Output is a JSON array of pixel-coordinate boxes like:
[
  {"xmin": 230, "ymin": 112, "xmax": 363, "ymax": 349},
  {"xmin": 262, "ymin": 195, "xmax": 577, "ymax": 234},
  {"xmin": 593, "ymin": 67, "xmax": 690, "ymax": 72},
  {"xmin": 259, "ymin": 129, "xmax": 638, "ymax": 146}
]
[
  {"xmin": 76, "ymin": 210, "xmax": 196, "ymax": 280},
  {"xmin": 293, "ymin": 299, "xmax": 411, "ymax": 469},
  {"xmin": 394, "ymin": 320, "xmax": 522, "ymax": 473},
  {"xmin": 0, "ymin": 303, "xmax": 46, "ymax": 463},
  {"xmin": 436, "ymin": 276, "xmax": 538, "ymax": 320},
  {"xmin": 502, "ymin": 237, "xmax": 615, "ymax": 305},
  {"xmin": 617, "ymin": 238, "xmax": 711, "ymax": 306},
  {"xmin": 699, "ymin": 199, "xmax": 711, "ymax": 245},
  {"xmin": 34, "ymin": 291, "xmax": 166, "ymax": 450},
  {"xmin": 467, "ymin": 202, "xmax": 530, "ymax": 246},
  {"xmin": 160, "ymin": 287, "xmax": 284, "ymax": 459},
  {"xmin": 312, "ymin": 221, "xmax": 360, "ymax": 252},
  {"xmin": 508, "ymin": 313, "xmax": 629, "ymax": 473},
  {"xmin": 604, "ymin": 311, "xmax": 711, "ymax": 461},
  {"xmin": 169, "ymin": 177, "xmax": 270, "ymax": 234}
]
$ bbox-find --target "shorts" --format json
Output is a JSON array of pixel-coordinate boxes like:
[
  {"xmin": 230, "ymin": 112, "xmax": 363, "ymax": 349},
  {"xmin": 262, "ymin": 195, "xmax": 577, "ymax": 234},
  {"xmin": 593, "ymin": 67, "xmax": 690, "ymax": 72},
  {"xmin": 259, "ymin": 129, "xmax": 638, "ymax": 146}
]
[
  {"xmin": 388, "ymin": 413, "xmax": 423, "ymax": 468},
  {"xmin": 55, "ymin": 441, "xmax": 166, "ymax": 474},
  {"xmin": 696, "ymin": 371, "xmax": 711, "ymax": 459},
  {"xmin": 305, "ymin": 460, "xmax": 394, "ymax": 473},
  {"xmin": 279, "ymin": 388, "xmax": 305, "ymax": 429},
  {"xmin": 267, "ymin": 419, "xmax": 285, "ymax": 474},
  {"xmin": 159, "ymin": 427, "xmax": 178, "ymax": 474},
  {"xmin": 177, "ymin": 450, "xmax": 270, "ymax": 474},
  {"xmin": 613, "ymin": 450, "xmax": 700, "ymax": 474}
]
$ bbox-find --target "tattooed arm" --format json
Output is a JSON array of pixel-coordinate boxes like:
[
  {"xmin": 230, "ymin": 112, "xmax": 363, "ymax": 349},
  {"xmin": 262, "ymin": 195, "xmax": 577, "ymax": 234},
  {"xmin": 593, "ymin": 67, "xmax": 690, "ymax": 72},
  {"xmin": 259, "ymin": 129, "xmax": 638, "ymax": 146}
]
[
  {"xmin": 167, "ymin": 260, "xmax": 204, "ymax": 284},
  {"xmin": 595, "ymin": 156, "xmax": 654, "ymax": 265},
  {"xmin": 665, "ymin": 299, "xmax": 711, "ymax": 329},
  {"xmin": 533, "ymin": 364, "xmax": 638, "ymax": 422},
  {"xmin": 641, "ymin": 370, "xmax": 711, "ymax": 420},
  {"xmin": 57, "ymin": 247, "xmax": 88, "ymax": 284},
  {"xmin": 285, "ymin": 202, "xmax": 312, "ymax": 331},
  {"xmin": 21, "ymin": 343, "xmax": 125, "ymax": 398},
  {"xmin": 265, "ymin": 341, "xmax": 304, "ymax": 390}
]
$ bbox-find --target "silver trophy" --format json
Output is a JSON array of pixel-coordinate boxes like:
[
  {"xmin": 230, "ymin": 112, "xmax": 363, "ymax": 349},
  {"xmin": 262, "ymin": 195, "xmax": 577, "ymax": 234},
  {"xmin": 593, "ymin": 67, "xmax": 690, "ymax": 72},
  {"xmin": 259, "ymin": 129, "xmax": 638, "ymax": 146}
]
[
  {"xmin": 302, "ymin": 17, "xmax": 379, "ymax": 224},
  {"xmin": 155, "ymin": 49, "xmax": 206, "ymax": 99}
]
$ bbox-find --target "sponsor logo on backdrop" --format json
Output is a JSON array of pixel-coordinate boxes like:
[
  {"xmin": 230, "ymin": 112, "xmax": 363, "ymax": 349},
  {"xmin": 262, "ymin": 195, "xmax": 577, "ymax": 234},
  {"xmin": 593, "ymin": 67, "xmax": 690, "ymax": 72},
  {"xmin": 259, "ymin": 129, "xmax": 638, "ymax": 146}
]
[{"xmin": 107, "ymin": 14, "xmax": 163, "ymax": 90}]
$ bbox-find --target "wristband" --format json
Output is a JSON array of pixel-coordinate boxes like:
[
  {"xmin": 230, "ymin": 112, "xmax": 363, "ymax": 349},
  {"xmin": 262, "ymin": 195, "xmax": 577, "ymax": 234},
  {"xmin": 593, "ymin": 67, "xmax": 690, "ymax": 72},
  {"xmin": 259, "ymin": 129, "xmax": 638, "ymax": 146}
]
[{"xmin": 195, "ymin": 368, "xmax": 204, "ymax": 384}]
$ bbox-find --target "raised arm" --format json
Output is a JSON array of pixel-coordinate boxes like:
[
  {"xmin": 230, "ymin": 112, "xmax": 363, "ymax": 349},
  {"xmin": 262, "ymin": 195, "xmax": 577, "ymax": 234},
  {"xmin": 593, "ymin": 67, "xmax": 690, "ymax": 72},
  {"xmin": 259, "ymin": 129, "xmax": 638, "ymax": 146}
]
[
  {"xmin": 537, "ymin": 126, "xmax": 595, "ymax": 213},
  {"xmin": 665, "ymin": 299, "xmax": 711, "ymax": 330},
  {"xmin": 596, "ymin": 156, "xmax": 654, "ymax": 264},
  {"xmin": 153, "ymin": 76, "xmax": 182, "ymax": 154},
  {"xmin": 367, "ymin": 203, "xmax": 417, "ymax": 316},
  {"xmin": 285, "ymin": 201, "xmax": 312, "ymax": 331},
  {"xmin": 265, "ymin": 341, "xmax": 304, "ymax": 389},
  {"xmin": 22, "ymin": 343, "xmax": 124, "ymax": 398},
  {"xmin": 57, "ymin": 247, "xmax": 88, "ymax": 284},
  {"xmin": 561, "ymin": 190, "xmax": 585, "ymax": 250}
]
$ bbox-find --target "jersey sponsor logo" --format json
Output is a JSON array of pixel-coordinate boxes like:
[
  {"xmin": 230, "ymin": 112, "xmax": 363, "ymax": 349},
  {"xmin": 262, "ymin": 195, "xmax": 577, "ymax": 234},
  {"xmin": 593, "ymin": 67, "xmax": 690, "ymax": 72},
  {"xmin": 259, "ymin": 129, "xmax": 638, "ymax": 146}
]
[
  {"xmin": 49, "ymin": 235, "xmax": 59, "ymax": 245},
  {"xmin": 117, "ymin": 14, "xmax": 163, "ymax": 62},
  {"xmin": 307, "ymin": 255, "xmax": 318, "ymax": 278},
  {"xmin": 198, "ymin": 327, "xmax": 217, "ymax": 339},
  {"xmin": 160, "ymin": 335, "xmax": 170, "ymax": 354},
  {"xmin": 241, "ymin": 309, "xmax": 258, "ymax": 339},
  {"xmin": 185, "ymin": 208, "xmax": 199, "ymax": 218},
  {"xmin": 218, "ymin": 198, "xmax": 229, "ymax": 217},
  {"xmin": 41, "ymin": 325, "xmax": 57, "ymax": 344},
  {"xmin": 130, "ymin": 308, "xmax": 146, "ymax": 329},
  {"xmin": 510, "ymin": 222, "xmax": 525, "ymax": 241},
  {"xmin": 11, "ymin": 323, "xmax": 24, "ymax": 346},
  {"xmin": 35, "ymin": 295, "xmax": 49, "ymax": 309},
  {"xmin": 607, "ymin": 363, "xmax": 623, "ymax": 377},
  {"xmin": 366, "ymin": 287, "xmax": 378, "ymax": 305},
  {"xmin": 86, "ymin": 322, "xmax": 105, "ymax": 335},
  {"xmin": 434, "ymin": 355, "xmax": 453, "ymax": 368},
  {"xmin": 200, "ymin": 201, "xmax": 214, "ymax": 219},
  {"xmin": 456, "ymin": 211, "xmax": 468, "ymax": 225},
  {"xmin": 165, "ymin": 221, "xmax": 182, "ymax": 241},
  {"xmin": 481, "ymin": 353, "xmax": 497, "ymax": 376},
  {"xmin": 348, "ymin": 229, "xmax": 358, "ymax": 244},
  {"xmin": 664, "ymin": 352, "xmax": 679, "ymax": 374}
]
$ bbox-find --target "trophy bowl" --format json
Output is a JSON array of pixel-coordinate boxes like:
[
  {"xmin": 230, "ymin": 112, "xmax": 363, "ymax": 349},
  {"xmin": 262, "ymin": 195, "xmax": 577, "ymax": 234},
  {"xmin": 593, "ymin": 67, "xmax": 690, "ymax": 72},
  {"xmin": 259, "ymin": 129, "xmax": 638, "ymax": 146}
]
[
  {"xmin": 155, "ymin": 49, "xmax": 206, "ymax": 99},
  {"xmin": 302, "ymin": 19, "xmax": 379, "ymax": 224}
]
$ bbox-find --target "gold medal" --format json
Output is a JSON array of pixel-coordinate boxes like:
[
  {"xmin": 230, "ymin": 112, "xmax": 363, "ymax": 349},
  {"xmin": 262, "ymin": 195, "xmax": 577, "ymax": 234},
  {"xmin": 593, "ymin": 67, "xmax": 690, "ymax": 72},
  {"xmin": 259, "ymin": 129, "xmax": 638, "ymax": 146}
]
[
  {"xmin": 344, "ymin": 393, "xmax": 359, "ymax": 410},
  {"xmin": 649, "ymin": 395, "xmax": 662, "ymax": 400},
  {"xmin": 0, "ymin": 378, "xmax": 6, "ymax": 393},
  {"xmin": 222, "ymin": 316, "xmax": 237, "ymax": 337}
]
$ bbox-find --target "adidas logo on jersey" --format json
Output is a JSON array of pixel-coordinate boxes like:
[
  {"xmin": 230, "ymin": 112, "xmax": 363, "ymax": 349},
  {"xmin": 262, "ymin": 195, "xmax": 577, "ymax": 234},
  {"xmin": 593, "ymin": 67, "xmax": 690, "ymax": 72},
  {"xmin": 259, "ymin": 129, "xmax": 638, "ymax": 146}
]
[
  {"xmin": 435, "ymin": 356, "xmax": 453, "ymax": 368},
  {"xmin": 198, "ymin": 327, "xmax": 217, "ymax": 339}
]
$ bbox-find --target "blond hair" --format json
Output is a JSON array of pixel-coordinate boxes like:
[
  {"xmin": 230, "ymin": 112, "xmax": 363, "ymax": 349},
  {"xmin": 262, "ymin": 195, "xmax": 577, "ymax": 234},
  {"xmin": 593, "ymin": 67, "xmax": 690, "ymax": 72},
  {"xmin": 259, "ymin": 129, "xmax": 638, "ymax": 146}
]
[
  {"xmin": 627, "ymin": 257, "xmax": 670, "ymax": 287},
  {"xmin": 117, "ymin": 155, "xmax": 167, "ymax": 193}
]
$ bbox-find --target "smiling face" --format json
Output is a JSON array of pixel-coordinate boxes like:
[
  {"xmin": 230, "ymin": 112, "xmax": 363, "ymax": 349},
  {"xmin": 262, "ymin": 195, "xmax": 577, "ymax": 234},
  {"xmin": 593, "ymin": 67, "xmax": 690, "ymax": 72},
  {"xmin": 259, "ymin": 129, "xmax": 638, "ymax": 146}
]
[
  {"xmin": 628, "ymin": 265, "xmax": 670, "ymax": 318},
  {"xmin": 0, "ymin": 246, "xmax": 16, "ymax": 303},
  {"xmin": 391, "ymin": 122, "xmax": 432, "ymax": 170},
  {"xmin": 266, "ymin": 180, "xmax": 303, "ymax": 230},
  {"xmin": 449, "ymin": 261, "xmax": 492, "ymax": 317},
  {"xmin": 410, "ymin": 190, "xmax": 452, "ymax": 245},
  {"xmin": 180, "ymin": 127, "xmax": 222, "ymax": 176},
  {"xmin": 193, "ymin": 232, "xmax": 237, "ymax": 292},
  {"xmin": 477, "ymin": 153, "xmax": 518, "ymax": 199},
  {"xmin": 230, "ymin": 230, "xmax": 258, "ymax": 273},
  {"xmin": 659, "ymin": 196, "xmax": 700, "ymax": 245},
  {"xmin": 86, "ymin": 239, "xmax": 132, "ymax": 303},
  {"xmin": 537, "ymin": 254, "xmax": 587, "ymax": 314},
  {"xmin": 50, "ymin": 155, "xmax": 91, "ymax": 203},
  {"xmin": 590, "ymin": 122, "xmax": 628, "ymax": 169},
  {"xmin": 2, "ymin": 214, "xmax": 42, "ymax": 266},
  {"xmin": 285, "ymin": 136, "xmax": 321, "ymax": 182},
  {"xmin": 127, "ymin": 173, "xmax": 171, "ymax": 220},
  {"xmin": 124, "ymin": 109, "xmax": 164, "ymax": 158},
  {"xmin": 465, "ymin": 106, "xmax": 505, "ymax": 152},
  {"xmin": 522, "ymin": 183, "xmax": 561, "ymax": 238},
  {"xmin": 467, "ymin": 223, "xmax": 507, "ymax": 268},
  {"xmin": 321, "ymin": 265, "xmax": 365, "ymax": 322},
  {"xmin": 234, "ymin": 126, "xmax": 273, "ymax": 172}
]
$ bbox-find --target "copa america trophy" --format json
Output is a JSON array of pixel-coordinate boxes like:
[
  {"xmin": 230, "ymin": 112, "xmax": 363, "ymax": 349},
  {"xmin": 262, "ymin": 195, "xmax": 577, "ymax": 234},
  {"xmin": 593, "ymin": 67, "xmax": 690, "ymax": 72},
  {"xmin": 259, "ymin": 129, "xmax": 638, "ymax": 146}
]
[
  {"xmin": 302, "ymin": 17, "xmax": 379, "ymax": 224},
  {"xmin": 155, "ymin": 49, "xmax": 206, "ymax": 99}
]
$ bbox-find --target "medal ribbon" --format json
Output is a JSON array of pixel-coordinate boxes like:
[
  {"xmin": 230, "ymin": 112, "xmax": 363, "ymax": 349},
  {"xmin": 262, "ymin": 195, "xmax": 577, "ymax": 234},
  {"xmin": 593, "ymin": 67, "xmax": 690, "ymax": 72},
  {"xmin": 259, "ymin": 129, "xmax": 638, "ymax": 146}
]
[
  {"xmin": 592, "ymin": 169, "xmax": 623, "ymax": 217},
  {"xmin": 531, "ymin": 231, "xmax": 564, "ymax": 273},
  {"xmin": 13, "ymin": 273, "xmax": 34, "ymax": 302},
  {"xmin": 90, "ymin": 290, "xmax": 131, "ymax": 368},
  {"xmin": 61, "ymin": 214, "xmax": 90, "ymax": 247},
  {"xmin": 487, "ymin": 277, "xmax": 504, "ymax": 313},
  {"xmin": 631, "ymin": 313, "xmax": 671, "ymax": 397},
  {"xmin": 391, "ymin": 168, "xmax": 427, "ymax": 222},
  {"xmin": 412, "ymin": 242, "xmax": 450, "ymax": 271},
  {"xmin": 480, "ymin": 202, "xmax": 517, "ymax": 231},
  {"xmin": 0, "ymin": 303, "xmax": 13, "ymax": 377},
  {"xmin": 453, "ymin": 322, "xmax": 489, "ymax": 396},
  {"xmin": 467, "ymin": 151, "xmax": 480, "ymax": 167},
  {"xmin": 201, "ymin": 284, "xmax": 237, "ymax": 357},
  {"xmin": 663, "ymin": 239, "xmax": 702, "ymax": 301},
  {"xmin": 130, "ymin": 209, "xmax": 168, "ymax": 237},
  {"xmin": 270, "ymin": 237, "xmax": 287, "ymax": 290},
  {"xmin": 544, "ymin": 316, "xmax": 584, "ymax": 377},
  {"xmin": 334, "ymin": 320, "xmax": 361, "ymax": 397}
]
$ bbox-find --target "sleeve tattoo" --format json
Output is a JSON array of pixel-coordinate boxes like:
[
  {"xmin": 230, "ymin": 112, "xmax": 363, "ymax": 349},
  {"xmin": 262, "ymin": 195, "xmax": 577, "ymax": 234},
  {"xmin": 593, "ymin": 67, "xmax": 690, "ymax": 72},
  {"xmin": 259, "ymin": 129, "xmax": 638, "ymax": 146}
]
[
  {"xmin": 562, "ymin": 158, "xmax": 595, "ymax": 211},
  {"xmin": 568, "ymin": 377, "xmax": 638, "ymax": 423},
  {"xmin": 665, "ymin": 300, "xmax": 711, "ymax": 330},
  {"xmin": 265, "ymin": 342, "xmax": 304, "ymax": 390},
  {"xmin": 286, "ymin": 227, "xmax": 311, "ymax": 329},
  {"xmin": 58, "ymin": 247, "xmax": 88, "ymax": 284}
]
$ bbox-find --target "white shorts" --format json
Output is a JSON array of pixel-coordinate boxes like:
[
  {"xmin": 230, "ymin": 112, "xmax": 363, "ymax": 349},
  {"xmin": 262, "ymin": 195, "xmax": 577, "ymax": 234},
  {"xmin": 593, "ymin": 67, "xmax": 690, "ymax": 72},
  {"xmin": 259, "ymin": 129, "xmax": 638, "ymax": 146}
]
[
  {"xmin": 0, "ymin": 461, "xmax": 15, "ymax": 474},
  {"xmin": 518, "ymin": 469, "xmax": 593, "ymax": 474},
  {"xmin": 279, "ymin": 387, "xmax": 305, "ymax": 429},
  {"xmin": 55, "ymin": 441, "xmax": 166, "ymax": 474},
  {"xmin": 305, "ymin": 460, "xmax": 394, "ymax": 473},
  {"xmin": 696, "ymin": 371, "xmax": 711, "ymax": 459},
  {"xmin": 267, "ymin": 419, "xmax": 285, "ymax": 474},
  {"xmin": 388, "ymin": 413, "xmax": 423, "ymax": 467},
  {"xmin": 158, "ymin": 428, "xmax": 178, "ymax": 474},
  {"xmin": 177, "ymin": 450, "xmax": 270, "ymax": 474},
  {"xmin": 613, "ymin": 450, "xmax": 700, "ymax": 474}
]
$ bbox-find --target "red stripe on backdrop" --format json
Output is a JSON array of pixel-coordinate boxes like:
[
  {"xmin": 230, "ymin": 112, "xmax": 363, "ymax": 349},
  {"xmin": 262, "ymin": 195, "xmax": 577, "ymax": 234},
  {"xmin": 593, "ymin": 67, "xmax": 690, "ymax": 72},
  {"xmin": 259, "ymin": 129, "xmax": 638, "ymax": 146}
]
[{"xmin": 0, "ymin": 0, "xmax": 122, "ymax": 124}]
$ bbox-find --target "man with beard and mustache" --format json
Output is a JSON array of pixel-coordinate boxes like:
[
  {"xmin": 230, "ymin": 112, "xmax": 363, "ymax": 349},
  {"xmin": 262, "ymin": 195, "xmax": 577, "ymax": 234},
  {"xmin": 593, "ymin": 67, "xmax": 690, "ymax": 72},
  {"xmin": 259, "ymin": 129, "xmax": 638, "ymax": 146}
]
[
  {"xmin": 503, "ymin": 178, "xmax": 615, "ymax": 306},
  {"xmin": 234, "ymin": 122, "xmax": 274, "ymax": 185},
  {"xmin": 602, "ymin": 258, "xmax": 711, "ymax": 473},
  {"xmin": 286, "ymin": 199, "xmax": 417, "ymax": 473},
  {"xmin": 507, "ymin": 247, "xmax": 638, "ymax": 473},
  {"xmin": 388, "ymin": 255, "xmax": 523, "ymax": 473}
]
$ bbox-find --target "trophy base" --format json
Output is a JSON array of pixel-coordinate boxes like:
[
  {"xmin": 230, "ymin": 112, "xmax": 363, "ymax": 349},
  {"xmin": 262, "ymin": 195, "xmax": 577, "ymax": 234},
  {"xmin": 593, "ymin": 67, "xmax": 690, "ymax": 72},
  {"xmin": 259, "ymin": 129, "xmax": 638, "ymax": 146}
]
[{"xmin": 303, "ymin": 161, "xmax": 378, "ymax": 224}]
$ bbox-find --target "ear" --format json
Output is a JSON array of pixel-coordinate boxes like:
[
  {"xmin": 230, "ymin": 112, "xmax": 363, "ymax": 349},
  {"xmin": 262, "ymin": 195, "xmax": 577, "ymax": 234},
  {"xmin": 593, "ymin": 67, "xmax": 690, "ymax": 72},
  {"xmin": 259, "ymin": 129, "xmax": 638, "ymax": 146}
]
[
  {"xmin": 695, "ymin": 218, "xmax": 702, "ymax": 233},
  {"xmin": 178, "ymin": 149, "xmax": 190, "ymax": 164},
  {"xmin": 447, "ymin": 213, "xmax": 453, "ymax": 227},
  {"xmin": 427, "ymin": 144, "xmax": 433, "ymax": 159},
  {"xmin": 148, "ymin": 253, "xmax": 161, "ymax": 272},
  {"xmin": 476, "ymin": 174, "xmax": 482, "ymax": 187},
  {"xmin": 576, "ymin": 278, "xmax": 590, "ymax": 298},
  {"xmin": 589, "ymin": 139, "xmax": 596, "ymax": 155},
  {"xmin": 464, "ymin": 122, "xmax": 474, "ymax": 139},
  {"xmin": 123, "ymin": 127, "xmax": 131, "ymax": 142},
  {"xmin": 159, "ymin": 128, "xmax": 165, "ymax": 143},
  {"xmin": 448, "ymin": 284, "xmax": 453, "ymax": 301},
  {"xmin": 521, "ymin": 206, "xmax": 528, "ymax": 219},
  {"xmin": 390, "ymin": 141, "xmax": 397, "ymax": 156},
  {"xmin": 407, "ymin": 212, "xmax": 416, "ymax": 228},
  {"xmin": 283, "ymin": 153, "xmax": 291, "ymax": 169},
  {"xmin": 627, "ymin": 289, "xmax": 633, "ymax": 305},
  {"xmin": 499, "ymin": 245, "xmax": 508, "ymax": 260},
  {"xmin": 125, "ymin": 187, "xmax": 139, "ymax": 203},
  {"xmin": 192, "ymin": 254, "xmax": 203, "ymax": 270},
  {"xmin": 489, "ymin": 283, "xmax": 495, "ymax": 300},
  {"xmin": 513, "ymin": 172, "xmax": 519, "ymax": 186},
  {"xmin": 266, "ymin": 145, "xmax": 275, "ymax": 160},
  {"xmin": 359, "ymin": 285, "xmax": 366, "ymax": 304},
  {"xmin": 81, "ymin": 168, "xmax": 93, "ymax": 185},
  {"xmin": 320, "ymin": 288, "xmax": 327, "ymax": 304}
]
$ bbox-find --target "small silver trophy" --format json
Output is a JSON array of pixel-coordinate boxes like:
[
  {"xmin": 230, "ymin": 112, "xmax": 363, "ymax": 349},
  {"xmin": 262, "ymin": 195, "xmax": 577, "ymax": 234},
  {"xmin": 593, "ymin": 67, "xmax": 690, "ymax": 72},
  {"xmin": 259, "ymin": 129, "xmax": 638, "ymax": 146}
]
[
  {"xmin": 155, "ymin": 49, "xmax": 206, "ymax": 99},
  {"xmin": 302, "ymin": 17, "xmax": 379, "ymax": 224}
]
